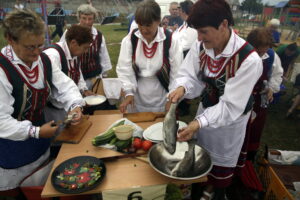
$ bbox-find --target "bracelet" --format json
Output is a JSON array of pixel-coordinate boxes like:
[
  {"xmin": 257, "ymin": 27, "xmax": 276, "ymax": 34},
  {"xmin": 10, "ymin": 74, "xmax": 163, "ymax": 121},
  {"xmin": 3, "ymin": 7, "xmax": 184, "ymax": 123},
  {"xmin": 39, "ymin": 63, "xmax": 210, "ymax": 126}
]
[{"xmin": 28, "ymin": 126, "xmax": 37, "ymax": 138}]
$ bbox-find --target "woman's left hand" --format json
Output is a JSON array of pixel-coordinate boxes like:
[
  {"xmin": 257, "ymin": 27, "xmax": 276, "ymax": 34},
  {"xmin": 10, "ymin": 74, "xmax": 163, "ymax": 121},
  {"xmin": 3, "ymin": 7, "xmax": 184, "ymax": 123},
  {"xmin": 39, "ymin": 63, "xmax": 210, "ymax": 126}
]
[
  {"xmin": 83, "ymin": 90, "xmax": 95, "ymax": 97},
  {"xmin": 177, "ymin": 120, "xmax": 200, "ymax": 142},
  {"xmin": 69, "ymin": 107, "xmax": 83, "ymax": 125},
  {"xmin": 267, "ymin": 88, "xmax": 274, "ymax": 102}
]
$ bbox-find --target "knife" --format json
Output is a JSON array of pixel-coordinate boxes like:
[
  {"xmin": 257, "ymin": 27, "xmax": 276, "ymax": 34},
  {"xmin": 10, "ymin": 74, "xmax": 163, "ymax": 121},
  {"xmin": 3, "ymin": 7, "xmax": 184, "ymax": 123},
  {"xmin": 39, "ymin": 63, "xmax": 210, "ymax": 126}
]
[{"xmin": 51, "ymin": 113, "xmax": 77, "ymax": 127}]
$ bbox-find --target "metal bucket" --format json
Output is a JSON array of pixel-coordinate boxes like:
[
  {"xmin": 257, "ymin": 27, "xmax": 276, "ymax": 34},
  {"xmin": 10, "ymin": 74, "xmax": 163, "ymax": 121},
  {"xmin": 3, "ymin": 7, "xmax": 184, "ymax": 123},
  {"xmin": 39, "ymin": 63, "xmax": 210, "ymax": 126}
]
[{"xmin": 148, "ymin": 142, "xmax": 212, "ymax": 180}]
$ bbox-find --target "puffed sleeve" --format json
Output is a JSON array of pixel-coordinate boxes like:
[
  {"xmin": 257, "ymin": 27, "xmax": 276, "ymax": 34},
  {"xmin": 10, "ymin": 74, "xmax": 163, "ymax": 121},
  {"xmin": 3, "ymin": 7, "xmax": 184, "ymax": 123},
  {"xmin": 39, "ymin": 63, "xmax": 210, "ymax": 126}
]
[
  {"xmin": 99, "ymin": 35, "xmax": 113, "ymax": 74},
  {"xmin": 116, "ymin": 34, "xmax": 137, "ymax": 96},
  {"xmin": 269, "ymin": 53, "xmax": 283, "ymax": 93}
]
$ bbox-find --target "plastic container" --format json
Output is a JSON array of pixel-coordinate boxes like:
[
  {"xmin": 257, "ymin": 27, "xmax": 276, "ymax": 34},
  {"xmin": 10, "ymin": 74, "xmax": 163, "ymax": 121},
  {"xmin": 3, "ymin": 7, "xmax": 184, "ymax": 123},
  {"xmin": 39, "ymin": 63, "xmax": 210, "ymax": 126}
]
[{"xmin": 113, "ymin": 125, "xmax": 134, "ymax": 140}]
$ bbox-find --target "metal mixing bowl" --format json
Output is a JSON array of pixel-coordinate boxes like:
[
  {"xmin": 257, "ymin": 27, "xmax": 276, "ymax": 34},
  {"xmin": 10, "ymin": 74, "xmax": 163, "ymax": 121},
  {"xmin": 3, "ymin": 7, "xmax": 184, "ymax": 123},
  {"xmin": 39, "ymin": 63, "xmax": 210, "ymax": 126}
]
[{"xmin": 148, "ymin": 141, "xmax": 212, "ymax": 180}]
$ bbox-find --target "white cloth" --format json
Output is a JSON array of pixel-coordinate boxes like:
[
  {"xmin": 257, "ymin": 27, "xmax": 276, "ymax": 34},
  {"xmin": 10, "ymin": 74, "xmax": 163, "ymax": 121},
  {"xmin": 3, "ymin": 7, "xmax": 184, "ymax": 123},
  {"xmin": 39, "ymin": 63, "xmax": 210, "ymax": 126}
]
[
  {"xmin": 117, "ymin": 27, "xmax": 183, "ymax": 112},
  {"xmin": 102, "ymin": 78, "xmax": 122, "ymax": 99},
  {"xmin": 129, "ymin": 20, "xmax": 138, "ymax": 33},
  {"xmin": 172, "ymin": 30, "xmax": 263, "ymax": 167},
  {"xmin": 269, "ymin": 150, "xmax": 300, "ymax": 165},
  {"xmin": 173, "ymin": 21, "xmax": 198, "ymax": 52},
  {"xmin": 43, "ymin": 41, "xmax": 88, "ymax": 92},
  {"xmin": 60, "ymin": 26, "xmax": 112, "ymax": 74},
  {"xmin": 0, "ymin": 149, "xmax": 50, "ymax": 191},
  {"xmin": 261, "ymin": 52, "xmax": 283, "ymax": 93}
]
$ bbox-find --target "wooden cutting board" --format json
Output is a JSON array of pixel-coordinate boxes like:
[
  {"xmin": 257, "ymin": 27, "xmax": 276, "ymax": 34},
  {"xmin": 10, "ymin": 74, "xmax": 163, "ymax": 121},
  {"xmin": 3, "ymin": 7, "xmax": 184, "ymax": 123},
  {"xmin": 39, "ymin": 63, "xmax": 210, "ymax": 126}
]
[
  {"xmin": 124, "ymin": 112, "xmax": 165, "ymax": 122},
  {"xmin": 54, "ymin": 115, "xmax": 92, "ymax": 144}
]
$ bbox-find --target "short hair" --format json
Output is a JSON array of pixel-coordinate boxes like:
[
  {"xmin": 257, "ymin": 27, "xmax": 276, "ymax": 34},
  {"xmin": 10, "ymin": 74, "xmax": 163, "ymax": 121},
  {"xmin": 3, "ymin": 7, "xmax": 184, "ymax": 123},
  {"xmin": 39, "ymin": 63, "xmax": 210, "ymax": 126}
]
[
  {"xmin": 65, "ymin": 24, "xmax": 93, "ymax": 45},
  {"xmin": 77, "ymin": 4, "xmax": 98, "ymax": 20},
  {"xmin": 187, "ymin": 0, "xmax": 234, "ymax": 29},
  {"xmin": 169, "ymin": 2, "xmax": 179, "ymax": 8},
  {"xmin": 247, "ymin": 28, "xmax": 273, "ymax": 49},
  {"xmin": 180, "ymin": 0, "xmax": 194, "ymax": 15},
  {"xmin": 135, "ymin": 0, "xmax": 161, "ymax": 26},
  {"xmin": 2, "ymin": 9, "xmax": 45, "ymax": 41},
  {"xmin": 286, "ymin": 42, "xmax": 298, "ymax": 52}
]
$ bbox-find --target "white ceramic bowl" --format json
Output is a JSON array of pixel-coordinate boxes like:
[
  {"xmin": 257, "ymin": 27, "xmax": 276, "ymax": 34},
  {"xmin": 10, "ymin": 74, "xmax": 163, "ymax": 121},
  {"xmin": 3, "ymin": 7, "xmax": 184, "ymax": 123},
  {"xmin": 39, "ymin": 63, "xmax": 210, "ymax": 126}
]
[{"xmin": 113, "ymin": 125, "xmax": 134, "ymax": 140}]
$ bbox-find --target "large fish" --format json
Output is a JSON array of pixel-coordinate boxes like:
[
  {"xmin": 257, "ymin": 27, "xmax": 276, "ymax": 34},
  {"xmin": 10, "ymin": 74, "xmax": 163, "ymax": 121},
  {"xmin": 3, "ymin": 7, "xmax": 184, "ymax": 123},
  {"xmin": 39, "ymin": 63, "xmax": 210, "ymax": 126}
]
[
  {"xmin": 162, "ymin": 103, "xmax": 179, "ymax": 154},
  {"xmin": 171, "ymin": 141, "xmax": 195, "ymax": 177}
]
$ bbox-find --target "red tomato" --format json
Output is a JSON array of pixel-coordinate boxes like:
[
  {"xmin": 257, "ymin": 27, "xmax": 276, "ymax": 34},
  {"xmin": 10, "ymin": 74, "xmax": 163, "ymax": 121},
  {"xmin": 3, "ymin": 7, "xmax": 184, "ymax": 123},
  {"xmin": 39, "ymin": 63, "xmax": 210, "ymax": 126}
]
[
  {"xmin": 133, "ymin": 138, "xmax": 142, "ymax": 149},
  {"xmin": 71, "ymin": 184, "xmax": 77, "ymax": 189},
  {"xmin": 142, "ymin": 140, "xmax": 153, "ymax": 151}
]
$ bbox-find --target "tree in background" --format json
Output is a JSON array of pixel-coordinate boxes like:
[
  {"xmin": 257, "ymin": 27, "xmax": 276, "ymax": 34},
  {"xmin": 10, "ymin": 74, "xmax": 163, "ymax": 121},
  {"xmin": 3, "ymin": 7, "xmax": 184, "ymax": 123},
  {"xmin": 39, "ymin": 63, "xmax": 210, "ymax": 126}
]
[{"xmin": 241, "ymin": 0, "xmax": 263, "ymax": 15}]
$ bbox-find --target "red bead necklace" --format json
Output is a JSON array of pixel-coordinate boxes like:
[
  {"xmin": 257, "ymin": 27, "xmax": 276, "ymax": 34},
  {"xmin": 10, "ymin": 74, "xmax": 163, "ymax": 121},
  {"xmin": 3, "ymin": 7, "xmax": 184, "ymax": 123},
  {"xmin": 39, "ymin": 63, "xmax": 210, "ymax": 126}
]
[
  {"xmin": 206, "ymin": 57, "xmax": 226, "ymax": 73},
  {"xmin": 18, "ymin": 64, "xmax": 39, "ymax": 84},
  {"xmin": 142, "ymin": 42, "xmax": 158, "ymax": 58}
]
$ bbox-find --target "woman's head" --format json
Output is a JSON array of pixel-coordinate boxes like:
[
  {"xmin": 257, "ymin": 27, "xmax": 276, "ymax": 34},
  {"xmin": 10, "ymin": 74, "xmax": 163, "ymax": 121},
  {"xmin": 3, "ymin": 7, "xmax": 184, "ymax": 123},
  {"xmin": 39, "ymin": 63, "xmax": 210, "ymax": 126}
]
[
  {"xmin": 77, "ymin": 4, "xmax": 98, "ymax": 28},
  {"xmin": 187, "ymin": 0, "xmax": 234, "ymax": 30},
  {"xmin": 66, "ymin": 24, "xmax": 93, "ymax": 57},
  {"xmin": 187, "ymin": 0, "xmax": 233, "ymax": 51},
  {"xmin": 3, "ymin": 9, "xmax": 45, "ymax": 66},
  {"xmin": 135, "ymin": 0, "xmax": 161, "ymax": 43},
  {"xmin": 247, "ymin": 27, "xmax": 273, "ymax": 57}
]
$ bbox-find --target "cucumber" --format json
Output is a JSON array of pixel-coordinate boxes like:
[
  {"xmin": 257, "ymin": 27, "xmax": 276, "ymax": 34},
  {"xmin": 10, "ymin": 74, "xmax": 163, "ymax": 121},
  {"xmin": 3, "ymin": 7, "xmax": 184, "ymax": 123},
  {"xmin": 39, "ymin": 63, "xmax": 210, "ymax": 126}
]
[
  {"xmin": 92, "ymin": 120, "xmax": 125, "ymax": 146},
  {"xmin": 115, "ymin": 139, "xmax": 132, "ymax": 151},
  {"xmin": 109, "ymin": 137, "xmax": 118, "ymax": 145}
]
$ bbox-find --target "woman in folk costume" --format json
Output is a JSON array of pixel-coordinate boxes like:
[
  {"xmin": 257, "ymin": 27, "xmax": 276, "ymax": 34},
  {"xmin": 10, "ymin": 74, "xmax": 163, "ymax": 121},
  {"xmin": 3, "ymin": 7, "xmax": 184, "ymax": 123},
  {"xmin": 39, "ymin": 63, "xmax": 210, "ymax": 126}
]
[
  {"xmin": 0, "ymin": 10, "xmax": 83, "ymax": 193},
  {"xmin": 246, "ymin": 28, "xmax": 283, "ymax": 160},
  {"xmin": 43, "ymin": 24, "xmax": 94, "ymax": 123},
  {"xmin": 117, "ymin": 0, "xmax": 183, "ymax": 113},
  {"xmin": 60, "ymin": 4, "xmax": 112, "ymax": 90},
  {"xmin": 168, "ymin": 0, "xmax": 263, "ymax": 199}
]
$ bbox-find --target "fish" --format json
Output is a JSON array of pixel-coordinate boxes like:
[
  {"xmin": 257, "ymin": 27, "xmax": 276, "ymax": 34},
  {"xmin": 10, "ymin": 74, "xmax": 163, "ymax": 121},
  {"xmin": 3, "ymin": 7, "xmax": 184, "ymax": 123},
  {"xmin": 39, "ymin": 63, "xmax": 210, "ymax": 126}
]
[
  {"xmin": 171, "ymin": 141, "xmax": 195, "ymax": 177},
  {"xmin": 162, "ymin": 103, "xmax": 179, "ymax": 155}
]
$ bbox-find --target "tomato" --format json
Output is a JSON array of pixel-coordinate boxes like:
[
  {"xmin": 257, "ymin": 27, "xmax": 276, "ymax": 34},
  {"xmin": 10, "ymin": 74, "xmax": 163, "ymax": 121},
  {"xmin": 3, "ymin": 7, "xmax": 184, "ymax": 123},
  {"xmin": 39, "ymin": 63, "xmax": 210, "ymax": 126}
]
[
  {"xmin": 142, "ymin": 140, "xmax": 153, "ymax": 151},
  {"xmin": 71, "ymin": 184, "xmax": 77, "ymax": 189},
  {"xmin": 133, "ymin": 137, "xmax": 142, "ymax": 149}
]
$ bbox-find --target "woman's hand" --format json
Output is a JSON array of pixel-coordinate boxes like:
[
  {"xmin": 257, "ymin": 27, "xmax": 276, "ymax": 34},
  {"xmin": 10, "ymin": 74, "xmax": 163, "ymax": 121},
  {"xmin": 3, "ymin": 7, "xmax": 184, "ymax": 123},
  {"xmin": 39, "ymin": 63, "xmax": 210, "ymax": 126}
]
[
  {"xmin": 69, "ymin": 107, "xmax": 83, "ymax": 125},
  {"xmin": 267, "ymin": 88, "xmax": 274, "ymax": 102},
  {"xmin": 83, "ymin": 90, "xmax": 95, "ymax": 97},
  {"xmin": 177, "ymin": 120, "xmax": 200, "ymax": 142},
  {"xmin": 168, "ymin": 86, "xmax": 185, "ymax": 103},
  {"xmin": 119, "ymin": 95, "xmax": 134, "ymax": 113},
  {"xmin": 39, "ymin": 121, "xmax": 58, "ymax": 138}
]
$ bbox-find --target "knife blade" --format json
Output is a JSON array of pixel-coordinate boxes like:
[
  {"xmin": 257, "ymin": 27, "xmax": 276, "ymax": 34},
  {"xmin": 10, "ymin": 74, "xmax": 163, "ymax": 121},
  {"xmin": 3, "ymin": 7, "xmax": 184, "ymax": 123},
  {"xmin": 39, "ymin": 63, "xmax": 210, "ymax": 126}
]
[{"xmin": 99, "ymin": 152, "xmax": 148, "ymax": 162}]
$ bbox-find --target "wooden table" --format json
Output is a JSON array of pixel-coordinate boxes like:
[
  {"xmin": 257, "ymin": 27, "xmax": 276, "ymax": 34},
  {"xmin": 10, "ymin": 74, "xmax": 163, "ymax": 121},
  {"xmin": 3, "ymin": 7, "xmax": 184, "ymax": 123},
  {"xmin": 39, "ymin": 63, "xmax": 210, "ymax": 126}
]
[{"xmin": 41, "ymin": 114, "xmax": 207, "ymax": 198}]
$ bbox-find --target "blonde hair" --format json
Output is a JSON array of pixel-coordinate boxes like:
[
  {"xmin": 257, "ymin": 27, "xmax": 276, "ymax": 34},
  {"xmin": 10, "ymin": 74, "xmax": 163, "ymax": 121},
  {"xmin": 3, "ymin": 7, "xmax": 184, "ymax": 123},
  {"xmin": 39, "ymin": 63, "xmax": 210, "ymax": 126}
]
[
  {"xmin": 2, "ymin": 9, "xmax": 45, "ymax": 41},
  {"xmin": 77, "ymin": 4, "xmax": 98, "ymax": 20}
]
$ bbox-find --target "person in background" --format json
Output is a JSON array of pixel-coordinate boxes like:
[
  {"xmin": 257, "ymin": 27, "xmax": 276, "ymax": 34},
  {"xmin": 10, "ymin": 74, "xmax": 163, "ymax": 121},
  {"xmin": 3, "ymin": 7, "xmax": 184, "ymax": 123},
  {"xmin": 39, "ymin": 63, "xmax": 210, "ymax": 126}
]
[
  {"xmin": 165, "ymin": 2, "xmax": 183, "ymax": 32},
  {"xmin": 276, "ymin": 42, "xmax": 300, "ymax": 79},
  {"xmin": 14, "ymin": 0, "xmax": 24, "ymax": 10},
  {"xmin": 246, "ymin": 27, "xmax": 283, "ymax": 161},
  {"xmin": 60, "ymin": 4, "xmax": 112, "ymax": 90},
  {"xmin": 0, "ymin": 9, "xmax": 83, "ymax": 194},
  {"xmin": 50, "ymin": 1, "xmax": 66, "ymax": 40},
  {"xmin": 287, "ymin": 74, "xmax": 300, "ymax": 117},
  {"xmin": 168, "ymin": 0, "xmax": 262, "ymax": 199},
  {"xmin": 43, "ymin": 24, "xmax": 94, "ymax": 123},
  {"xmin": 267, "ymin": 18, "xmax": 281, "ymax": 45},
  {"xmin": 173, "ymin": 0, "xmax": 197, "ymax": 57},
  {"xmin": 117, "ymin": 0, "xmax": 183, "ymax": 113}
]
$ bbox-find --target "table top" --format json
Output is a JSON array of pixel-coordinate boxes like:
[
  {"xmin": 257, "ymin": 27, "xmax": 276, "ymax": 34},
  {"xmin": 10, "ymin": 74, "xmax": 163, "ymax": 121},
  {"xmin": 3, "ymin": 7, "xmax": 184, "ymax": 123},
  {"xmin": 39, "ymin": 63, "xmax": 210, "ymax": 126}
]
[{"xmin": 41, "ymin": 114, "xmax": 207, "ymax": 198}]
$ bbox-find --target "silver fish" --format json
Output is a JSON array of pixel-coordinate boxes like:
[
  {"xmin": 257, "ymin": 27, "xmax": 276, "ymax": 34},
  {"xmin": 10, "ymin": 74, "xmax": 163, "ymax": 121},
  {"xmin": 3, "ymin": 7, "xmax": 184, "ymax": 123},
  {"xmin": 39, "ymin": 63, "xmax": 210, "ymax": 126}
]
[
  {"xmin": 171, "ymin": 141, "xmax": 195, "ymax": 177},
  {"xmin": 162, "ymin": 103, "xmax": 179, "ymax": 154}
]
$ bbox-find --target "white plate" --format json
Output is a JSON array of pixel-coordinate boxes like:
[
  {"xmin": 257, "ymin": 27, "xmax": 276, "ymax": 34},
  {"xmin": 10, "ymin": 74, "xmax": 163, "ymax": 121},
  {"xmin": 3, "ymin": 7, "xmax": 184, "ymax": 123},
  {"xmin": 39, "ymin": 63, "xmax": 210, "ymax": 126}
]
[
  {"xmin": 84, "ymin": 95, "xmax": 106, "ymax": 106},
  {"xmin": 143, "ymin": 121, "xmax": 187, "ymax": 142}
]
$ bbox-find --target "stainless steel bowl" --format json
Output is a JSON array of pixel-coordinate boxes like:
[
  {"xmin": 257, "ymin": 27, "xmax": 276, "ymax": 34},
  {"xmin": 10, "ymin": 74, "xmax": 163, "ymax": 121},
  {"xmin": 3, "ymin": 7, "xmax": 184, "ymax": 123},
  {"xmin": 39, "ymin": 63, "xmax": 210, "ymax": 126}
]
[{"xmin": 148, "ymin": 142, "xmax": 212, "ymax": 180}]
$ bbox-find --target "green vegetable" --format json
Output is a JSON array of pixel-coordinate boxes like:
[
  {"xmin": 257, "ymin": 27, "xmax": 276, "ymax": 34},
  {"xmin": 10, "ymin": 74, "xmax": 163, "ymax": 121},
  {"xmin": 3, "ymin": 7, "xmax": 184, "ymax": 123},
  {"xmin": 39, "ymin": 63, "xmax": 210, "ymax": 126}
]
[
  {"xmin": 115, "ymin": 138, "xmax": 132, "ymax": 151},
  {"xmin": 109, "ymin": 137, "xmax": 118, "ymax": 145},
  {"xmin": 92, "ymin": 120, "xmax": 125, "ymax": 146}
]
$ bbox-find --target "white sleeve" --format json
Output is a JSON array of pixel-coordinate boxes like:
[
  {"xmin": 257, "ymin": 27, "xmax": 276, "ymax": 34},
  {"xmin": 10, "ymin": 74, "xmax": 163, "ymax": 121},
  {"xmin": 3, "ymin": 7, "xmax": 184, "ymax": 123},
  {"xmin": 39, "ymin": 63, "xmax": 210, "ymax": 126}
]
[
  {"xmin": 77, "ymin": 67, "xmax": 88, "ymax": 91},
  {"xmin": 168, "ymin": 34, "xmax": 183, "ymax": 91},
  {"xmin": 116, "ymin": 34, "xmax": 137, "ymax": 96},
  {"xmin": 59, "ymin": 30, "xmax": 67, "ymax": 42},
  {"xmin": 196, "ymin": 53, "xmax": 263, "ymax": 128},
  {"xmin": 44, "ymin": 51, "xmax": 84, "ymax": 111},
  {"xmin": 181, "ymin": 28, "xmax": 198, "ymax": 51},
  {"xmin": 99, "ymin": 36, "xmax": 112, "ymax": 74},
  {"xmin": 172, "ymin": 41, "xmax": 206, "ymax": 99},
  {"xmin": 0, "ymin": 68, "xmax": 32, "ymax": 140},
  {"xmin": 269, "ymin": 53, "xmax": 283, "ymax": 93}
]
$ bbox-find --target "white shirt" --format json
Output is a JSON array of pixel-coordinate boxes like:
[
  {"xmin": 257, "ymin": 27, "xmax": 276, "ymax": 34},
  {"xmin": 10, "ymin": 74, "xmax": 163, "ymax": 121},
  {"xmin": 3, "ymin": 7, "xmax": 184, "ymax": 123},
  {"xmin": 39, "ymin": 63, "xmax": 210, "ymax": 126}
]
[
  {"xmin": 117, "ymin": 27, "xmax": 183, "ymax": 95},
  {"xmin": 0, "ymin": 45, "xmax": 83, "ymax": 140},
  {"xmin": 43, "ymin": 41, "xmax": 88, "ymax": 91},
  {"xmin": 173, "ymin": 21, "xmax": 198, "ymax": 52},
  {"xmin": 262, "ymin": 52, "xmax": 283, "ymax": 93},
  {"xmin": 60, "ymin": 26, "xmax": 112, "ymax": 75},
  {"xmin": 172, "ymin": 31, "xmax": 263, "ymax": 167}
]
